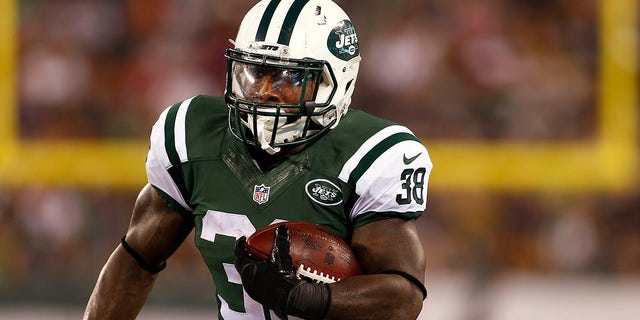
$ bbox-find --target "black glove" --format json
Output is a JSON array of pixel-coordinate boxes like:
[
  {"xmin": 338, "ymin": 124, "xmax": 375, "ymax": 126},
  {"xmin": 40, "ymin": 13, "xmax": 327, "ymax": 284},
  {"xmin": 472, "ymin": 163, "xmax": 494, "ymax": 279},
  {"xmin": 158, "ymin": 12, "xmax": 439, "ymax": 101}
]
[{"xmin": 234, "ymin": 224, "xmax": 330, "ymax": 320}]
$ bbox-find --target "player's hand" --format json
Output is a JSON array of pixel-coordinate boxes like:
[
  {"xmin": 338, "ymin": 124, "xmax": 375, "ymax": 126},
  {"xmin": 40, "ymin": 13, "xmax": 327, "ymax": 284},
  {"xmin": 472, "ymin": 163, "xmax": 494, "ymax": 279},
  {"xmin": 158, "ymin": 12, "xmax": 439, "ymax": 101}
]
[{"xmin": 234, "ymin": 224, "xmax": 330, "ymax": 320}]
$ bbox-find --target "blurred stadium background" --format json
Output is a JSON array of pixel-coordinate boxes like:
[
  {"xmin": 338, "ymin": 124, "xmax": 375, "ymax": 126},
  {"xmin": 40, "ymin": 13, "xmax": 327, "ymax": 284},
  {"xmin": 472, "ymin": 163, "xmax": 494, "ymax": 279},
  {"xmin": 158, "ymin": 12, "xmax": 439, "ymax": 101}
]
[{"xmin": 1, "ymin": 0, "xmax": 639, "ymax": 319}]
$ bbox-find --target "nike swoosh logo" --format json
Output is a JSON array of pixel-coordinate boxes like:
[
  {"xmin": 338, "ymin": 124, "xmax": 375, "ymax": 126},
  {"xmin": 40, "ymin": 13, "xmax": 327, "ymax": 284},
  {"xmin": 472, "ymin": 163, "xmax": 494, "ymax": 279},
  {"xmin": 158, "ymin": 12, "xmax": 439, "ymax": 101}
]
[{"xmin": 403, "ymin": 152, "xmax": 422, "ymax": 165}]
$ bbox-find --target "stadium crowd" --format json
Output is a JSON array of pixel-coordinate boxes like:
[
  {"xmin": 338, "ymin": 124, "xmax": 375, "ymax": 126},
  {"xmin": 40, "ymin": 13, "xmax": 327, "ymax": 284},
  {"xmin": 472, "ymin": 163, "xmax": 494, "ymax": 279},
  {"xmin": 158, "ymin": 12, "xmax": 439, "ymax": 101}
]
[{"xmin": 2, "ymin": 0, "xmax": 638, "ymax": 306}]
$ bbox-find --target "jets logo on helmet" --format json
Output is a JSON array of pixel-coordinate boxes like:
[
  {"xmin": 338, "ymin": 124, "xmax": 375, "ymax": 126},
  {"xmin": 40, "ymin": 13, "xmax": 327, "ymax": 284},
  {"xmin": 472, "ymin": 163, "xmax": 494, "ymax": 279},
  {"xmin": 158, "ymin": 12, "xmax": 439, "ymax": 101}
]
[
  {"xmin": 329, "ymin": 20, "xmax": 359, "ymax": 61},
  {"xmin": 225, "ymin": 0, "xmax": 361, "ymax": 154}
]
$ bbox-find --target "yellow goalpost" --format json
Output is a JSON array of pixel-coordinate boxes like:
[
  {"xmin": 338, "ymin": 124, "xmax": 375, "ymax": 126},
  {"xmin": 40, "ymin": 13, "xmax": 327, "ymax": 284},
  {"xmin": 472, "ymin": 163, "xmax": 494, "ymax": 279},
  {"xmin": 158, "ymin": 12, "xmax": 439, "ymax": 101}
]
[{"xmin": 0, "ymin": 0, "xmax": 637, "ymax": 192}]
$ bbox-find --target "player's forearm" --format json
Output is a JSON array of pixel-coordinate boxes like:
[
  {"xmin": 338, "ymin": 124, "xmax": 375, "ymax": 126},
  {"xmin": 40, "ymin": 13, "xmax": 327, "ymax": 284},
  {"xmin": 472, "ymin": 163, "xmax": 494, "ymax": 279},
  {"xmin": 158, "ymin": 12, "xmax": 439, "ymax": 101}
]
[
  {"xmin": 83, "ymin": 246, "xmax": 157, "ymax": 320},
  {"xmin": 325, "ymin": 274, "xmax": 423, "ymax": 320}
]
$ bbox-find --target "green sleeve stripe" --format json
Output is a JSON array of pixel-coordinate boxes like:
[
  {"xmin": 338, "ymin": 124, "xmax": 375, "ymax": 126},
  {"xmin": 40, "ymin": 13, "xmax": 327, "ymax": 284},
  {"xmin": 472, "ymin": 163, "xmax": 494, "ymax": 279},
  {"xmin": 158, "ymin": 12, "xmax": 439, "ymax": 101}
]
[
  {"xmin": 164, "ymin": 104, "xmax": 181, "ymax": 167},
  {"xmin": 347, "ymin": 132, "xmax": 420, "ymax": 185}
]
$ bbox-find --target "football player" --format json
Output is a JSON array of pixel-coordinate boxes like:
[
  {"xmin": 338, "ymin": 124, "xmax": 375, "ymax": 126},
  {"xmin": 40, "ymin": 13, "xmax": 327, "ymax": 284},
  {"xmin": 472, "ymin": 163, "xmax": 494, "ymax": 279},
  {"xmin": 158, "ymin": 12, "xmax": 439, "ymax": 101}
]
[{"xmin": 84, "ymin": 0, "xmax": 433, "ymax": 319}]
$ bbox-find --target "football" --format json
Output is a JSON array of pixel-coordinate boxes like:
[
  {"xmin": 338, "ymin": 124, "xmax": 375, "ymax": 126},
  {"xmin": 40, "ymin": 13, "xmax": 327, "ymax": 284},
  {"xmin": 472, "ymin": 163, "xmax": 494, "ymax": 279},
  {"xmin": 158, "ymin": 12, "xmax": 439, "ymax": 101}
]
[{"xmin": 246, "ymin": 221, "xmax": 361, "ymax": 283}]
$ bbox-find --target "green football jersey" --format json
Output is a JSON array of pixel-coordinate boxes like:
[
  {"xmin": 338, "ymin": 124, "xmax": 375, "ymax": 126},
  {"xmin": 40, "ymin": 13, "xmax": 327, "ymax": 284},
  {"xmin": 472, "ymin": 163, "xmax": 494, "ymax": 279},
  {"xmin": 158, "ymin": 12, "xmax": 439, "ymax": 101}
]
[{"xmin": 145, "ymin": 95, "xmax": 433, "ymax": 319}]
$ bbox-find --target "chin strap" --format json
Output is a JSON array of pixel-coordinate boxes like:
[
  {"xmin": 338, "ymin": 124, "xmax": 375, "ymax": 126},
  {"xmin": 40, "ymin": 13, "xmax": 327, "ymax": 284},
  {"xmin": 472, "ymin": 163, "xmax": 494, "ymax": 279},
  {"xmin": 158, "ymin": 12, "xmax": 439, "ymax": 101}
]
[
  {"xmin": 243, "ymin": 115, "xmax": 282, "ymax": 155},
  {"xmin": 260, "ymin": 142, "xmax": 280, "ymax": 155},
  {"xmin": 243, "ymin": 113, "xmax": 310, "ymax": 155}
]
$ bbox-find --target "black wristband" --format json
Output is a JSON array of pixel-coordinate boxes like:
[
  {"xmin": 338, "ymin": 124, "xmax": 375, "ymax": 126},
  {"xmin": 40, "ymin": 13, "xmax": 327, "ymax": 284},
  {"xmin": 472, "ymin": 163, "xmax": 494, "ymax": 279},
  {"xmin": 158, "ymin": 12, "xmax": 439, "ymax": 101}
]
[
  {"xmin": 286, "ymin": 282, "xmax": 331, "ymax": 320},
  {"xmin": 121, "ymin": 236, "xmax": 167, "ymax": 274},
  {"xmin": 383, "ymin": 270, "xmax": 427, "ymax": 300}
]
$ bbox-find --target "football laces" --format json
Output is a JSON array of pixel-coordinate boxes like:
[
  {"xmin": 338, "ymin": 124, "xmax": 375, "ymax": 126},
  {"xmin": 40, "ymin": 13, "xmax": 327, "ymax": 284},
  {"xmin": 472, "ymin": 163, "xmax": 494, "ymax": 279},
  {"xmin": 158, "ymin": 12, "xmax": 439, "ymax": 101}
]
[{"xmin": 296, "ymin": 264, "xmax": 339, "ymax": 284}]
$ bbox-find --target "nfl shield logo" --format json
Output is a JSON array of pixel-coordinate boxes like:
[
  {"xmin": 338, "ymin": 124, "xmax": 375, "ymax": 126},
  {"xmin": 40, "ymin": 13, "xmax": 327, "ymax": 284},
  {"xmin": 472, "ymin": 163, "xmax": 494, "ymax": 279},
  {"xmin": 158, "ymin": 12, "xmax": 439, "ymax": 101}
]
[{"xmin": 253, "ymin": 184, "xmax": 270, "ymax": 204}]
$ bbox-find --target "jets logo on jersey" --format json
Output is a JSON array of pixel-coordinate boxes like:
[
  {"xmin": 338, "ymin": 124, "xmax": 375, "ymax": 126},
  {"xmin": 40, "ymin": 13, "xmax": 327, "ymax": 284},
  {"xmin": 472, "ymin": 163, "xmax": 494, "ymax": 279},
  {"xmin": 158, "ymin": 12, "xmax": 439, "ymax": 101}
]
[
  {"xmin": 305, "ymin": 179, "xmax": 343, "ymax": 206},
  {"xmin": 253, "ymin": 184, "xmax": 271, "ymax": 204}
]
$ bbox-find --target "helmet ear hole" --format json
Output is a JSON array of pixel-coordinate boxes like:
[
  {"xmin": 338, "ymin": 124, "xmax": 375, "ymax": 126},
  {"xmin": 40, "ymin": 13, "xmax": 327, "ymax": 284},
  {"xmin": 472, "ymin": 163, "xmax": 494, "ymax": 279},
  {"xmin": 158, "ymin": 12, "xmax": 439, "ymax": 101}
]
[{"xmin": 345, "ymin": 79, "xmax": 353, "ymax": 92}]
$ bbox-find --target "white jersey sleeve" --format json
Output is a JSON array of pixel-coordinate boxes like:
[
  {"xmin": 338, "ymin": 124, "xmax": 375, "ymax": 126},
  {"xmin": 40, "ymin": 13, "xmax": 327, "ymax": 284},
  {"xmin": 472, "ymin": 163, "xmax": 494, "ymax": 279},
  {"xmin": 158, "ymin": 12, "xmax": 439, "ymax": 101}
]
[
  {"xmin": 145, "ymin": 98, "xmax": 195, "ymax": 213},
  {"xmin": 338, "ymin": 125, "xmax": 433, "ymax": 225}
]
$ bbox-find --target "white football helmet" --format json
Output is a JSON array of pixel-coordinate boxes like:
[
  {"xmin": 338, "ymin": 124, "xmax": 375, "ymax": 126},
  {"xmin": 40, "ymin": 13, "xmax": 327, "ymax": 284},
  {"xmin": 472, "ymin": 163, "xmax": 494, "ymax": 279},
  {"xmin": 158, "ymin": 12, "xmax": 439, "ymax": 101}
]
[{"xmin": 225, "ymin": 0, "xmax": 361, "ymax": 154}]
